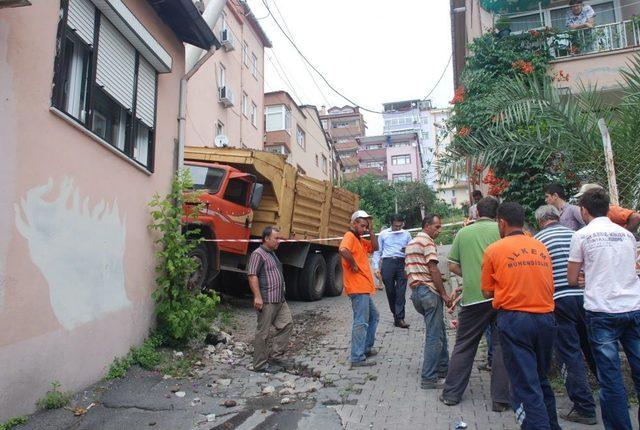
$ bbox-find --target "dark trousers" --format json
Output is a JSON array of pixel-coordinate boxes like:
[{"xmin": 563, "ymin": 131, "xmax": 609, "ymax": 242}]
[
  {"xmin": 554, "ymin": 296, "xmax": 596, "ymax": 416},
  {"xmin": 586, "ymin": 310, "xmax": 640, "ymax": 430},
  {"xmin": 497, "ymin": 310, "xmax": 561, "ymax": 430},
  {"xmin": 381, "ymin": 257, "xmax": 407, "ymax": 322},
  {"xmin": 442, "ymin": 301, "xmax": 510, "ymax": 403}
]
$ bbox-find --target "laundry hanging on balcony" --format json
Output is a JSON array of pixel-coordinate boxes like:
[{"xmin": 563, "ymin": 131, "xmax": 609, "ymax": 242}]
[{"xmin": 480, "ymin": 0, "xmax": 550, "ymax": 13}]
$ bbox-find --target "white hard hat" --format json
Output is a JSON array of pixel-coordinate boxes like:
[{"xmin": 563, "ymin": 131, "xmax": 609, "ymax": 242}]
[{"xmin": 351, "ymin": 210, "xmax": 372, "ymax": 223}]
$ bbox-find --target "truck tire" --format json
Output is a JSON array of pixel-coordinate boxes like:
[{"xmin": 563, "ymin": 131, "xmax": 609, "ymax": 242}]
[
  {"xmin": 188, "ymin": 242, "xmax": 210, "ymax": 293},
  {"xmin": 324, "ymin": 253, "xmax": 343, "ymax": 296},
  {"xmin": 284, "ymin": 266, "xmax": 300, "ymax": 300},
  {"xmin": 299, "ymin": 253, "xmax": 326, "ymax": 302}
]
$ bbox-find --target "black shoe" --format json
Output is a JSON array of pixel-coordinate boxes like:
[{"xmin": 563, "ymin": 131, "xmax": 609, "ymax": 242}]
[
  {"xmin": 492, "ymin": 402, "xmax": 510, "ymax": 412},
  {"xmin": 350, "ymin": 359, "xmax": 376, "ymax": 369},
  {"xmin": 270, "ymin": 356, "xmax": 293, "ymax": 368},
  {"xmin": 560, "ymin": 408, "xmax": 597, "ymax": 425},
  {"xmin": 439, "ymin": 394, "xmax": 459, "ymax": 406},
  {"xmin": 477, "ymin": 363, "xmax": 492, "ymax": 372},
  {"xmin": 438, "ymin": 370, "xmax": 448, "ymax": 379},
  {"xmin": 394, "ymin": 320, "xmax": 410, "ymax": 329},
  {"xmin": 365, "ymin": 348, "xmax": 379, "ymax": 357},
  {"xmin": 421, "ymin": 380, "xmax": 443, "ymax": 390}
]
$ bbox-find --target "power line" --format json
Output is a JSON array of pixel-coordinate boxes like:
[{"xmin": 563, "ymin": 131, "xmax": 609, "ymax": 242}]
[
  {"xmin": 422, "ymin": 54, "xmax": 452, "ymax": 101},
  {"xmin": 260, "ymin": 0, "xmax": 386, "ymax": 115}
]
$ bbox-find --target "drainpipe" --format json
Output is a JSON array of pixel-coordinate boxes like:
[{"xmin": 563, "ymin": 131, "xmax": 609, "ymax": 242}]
[{"xmin": 177, "ymin": 0, "xmax": 226, "ymax": 171}]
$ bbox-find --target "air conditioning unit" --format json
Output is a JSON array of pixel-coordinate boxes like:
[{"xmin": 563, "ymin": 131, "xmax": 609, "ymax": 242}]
[
  {"xmin": 218, "ymin": 86, "xmax": 234, "ymax": 107},
  {"xmin": 0, "ymin": 0, "xmax": 31, "ymax": 8},
  {"xmin": 220, "ymin": 29, "xmax": 235, "ymax": 51}
]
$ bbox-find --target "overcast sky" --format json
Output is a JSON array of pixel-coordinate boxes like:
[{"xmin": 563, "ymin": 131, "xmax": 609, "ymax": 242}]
[{"xmin": 245, "ymin": 0, "xmax": 454, "ymax": 135}]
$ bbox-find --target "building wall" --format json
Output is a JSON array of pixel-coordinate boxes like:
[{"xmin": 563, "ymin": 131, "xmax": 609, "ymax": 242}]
[
  {"xmin": 0, "ymin": 0, "xmax": 184, "ymax": 418},
  {"xmin": 186, "ymin": 1, "xmax": 266, "ymax": 149},
  {"xmin": 387, "ymin": 143, "xmax": 422, "ymax": 182}
]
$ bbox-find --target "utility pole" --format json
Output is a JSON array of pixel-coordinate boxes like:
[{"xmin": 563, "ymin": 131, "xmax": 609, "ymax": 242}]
[{"xmin": 598, "ymin": 118, "xmax": 619, "ymax": 205}]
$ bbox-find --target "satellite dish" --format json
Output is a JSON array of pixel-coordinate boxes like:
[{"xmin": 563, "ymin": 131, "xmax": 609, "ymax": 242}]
[{"xmin": 214, "ymin": 134, "xmax": 229, "ymax": 148}]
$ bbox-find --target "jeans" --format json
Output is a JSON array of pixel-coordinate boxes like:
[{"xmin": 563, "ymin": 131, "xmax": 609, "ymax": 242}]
[
  {"xmin": 349, "ymin": 294, "xmax": 379, "ymax": 363},
  {"xmin": 381, "ymin": 257, "xmax": 408, "ymax": 322},
  {"xmin": 554, "ymin": 296, "xmax": 596, "ymax": 416},
  {"xmin": 586, "ymin": 309, "xmax": 640, "ymax": 430},
  {"xmin": 497, "ymin": 310, "xmax": 560, "ymax": 430},
  {"xmin": 411, "ymin": 285, "xmax": 448, "ymax": 382},
  {"xmin": 442, "ymin": 301, "xmax": 509, "ymax": 403},
  {"xmin": 485, "ymin": 323, "xmax": 495, "ymax": 366}
]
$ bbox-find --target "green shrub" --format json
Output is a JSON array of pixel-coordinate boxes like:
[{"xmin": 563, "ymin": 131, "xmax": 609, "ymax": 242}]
[
  {"xmin": 0, "ymin": 416, "xmax": 28, "ymax": 430},
  {"xmin": 105, "ymin": 356, "xmax": 132, "ymax": 380},
  {"xmin": 130, "ymin": 338, "xmax": 163, "ymax": 370},
  {"xmin": 36, "ymin": 381, "xmax": 71, "ymax": 410}
]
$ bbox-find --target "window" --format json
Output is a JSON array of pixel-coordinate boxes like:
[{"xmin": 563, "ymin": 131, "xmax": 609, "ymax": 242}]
[
  {"xmin": 242, "ymin": 92, "xmax": 248, "ymax": 117},
  {"xmin": 251, "ymin": 53, "xmax": 258, "ymax": 77},
  {"xmin": 296, "ymin": 127, "xmax": 306, "ymax": 149},
  {"xmin": 365, "ymin": 144, "xmax": 383, "ymax": 150},
  {"xmin": 333, "ymin": 121, "xmax": 353, "ymax": 128},
  {"xmin": 216, "ymin": 121, "xmax": 224, "ymax": 136},
  {"xmin": 422, "ymin": 131, "xmax": 429, "ymax": 141},
  {"xmin": 392, "ymin": 155, "xmax": 411, "ymax": 165},
  {"xmin": 242, "ymin": 42, "xmax": 249, "ymax": 66},
  {"xmin": 337, "ymin": 138, "xmax": 350, "ymax": 144},
  {"xmin": 511, "ymin": 12, "xmax": 544, "ymax": 33},
  {"xmin": 315, "ymin": 154, "xmax": 319, "ymax": 166},
  {"xmin": 321, "ymin": 155, "xmax": 328, "ymax": 173},
  {"xmin": 223, "ymin": 178, "xmax": 250, "ymax": 206},
  {"xmin": 188, "ymin": 166, "xmax": 226, "ymax": 193},
  {"xmin": 251, "ymin": 102, "xmax": 257, "ymax": 127},
  {"xmin": 550, "ymin": 2, "xmax": 615, "ymax": 29},
  {"xmin": 361, "ymin": 161, "xmax": 385, "ymax": 169},
  {"xmin": 321, "ymin": 120, "xmax": 328, "ymax": 130},
  {"xmin": 393, "ymin": 173, "xmax": 413, "ymax": 183},
  {"xmin": 265, "ymin": 105, "xmax": 291, "ymax": 132},
  {"xmin": 52, "ymin": 0, "xmax": 158, "ymax": 169}
]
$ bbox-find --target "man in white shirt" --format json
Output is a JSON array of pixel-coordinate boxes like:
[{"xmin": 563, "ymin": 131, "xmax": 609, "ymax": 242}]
[
  {"xmin": 567, "ymin": 188, "xmax": 640, "ymax": 430},
  {"xmin": 566, "ymin": 0, "xmax": 596, "ymax": 29}
]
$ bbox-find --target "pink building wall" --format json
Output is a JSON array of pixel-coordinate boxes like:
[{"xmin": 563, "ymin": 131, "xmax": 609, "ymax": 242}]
[
  {"xmin": 386, "ymin": 142, "xmax": 422, "ymax": 182},
  {"xmin": 0, "ymin": 0, "xmax": 185, "ymax": 418}
]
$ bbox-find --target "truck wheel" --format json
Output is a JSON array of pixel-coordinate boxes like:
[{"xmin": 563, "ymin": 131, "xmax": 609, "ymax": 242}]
[
  {"xmin": 284, "ymin": 266, "xmax": 300, "ymax": 301},
  {"xmin": 299, "ymin": 254, "xmax": 326, "ymax": 302},
  {"xmin": 188, "ymin": 242, "xmax": 210, "ymax": 293},
  {"xmin": 324, "ymin": 253, "xmax": 343, "ymax": 296}
]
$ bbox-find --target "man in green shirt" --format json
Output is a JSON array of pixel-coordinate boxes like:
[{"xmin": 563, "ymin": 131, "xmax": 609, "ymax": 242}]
[{"xmin": 439, "ymin": 197, "xmax": 510, "ymax": 411}]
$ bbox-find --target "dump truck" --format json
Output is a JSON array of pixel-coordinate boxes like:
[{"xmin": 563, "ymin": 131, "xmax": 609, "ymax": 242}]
[{"xmin": 183, "ymin": 146, "xmax": 360, "ymax": 301}]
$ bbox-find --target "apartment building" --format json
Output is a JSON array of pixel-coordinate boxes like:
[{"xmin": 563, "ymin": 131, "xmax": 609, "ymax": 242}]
[
  {"xmin": 451, "ymin": 0, "xmax": 640, "ymax": 96},
  {"xmin": 0, "ymin": 0, "xmax": 215, "ymax": 418},
  {"xmin": 264, "ymin": 91, "xmax": 334, "ymax": 181},
  {"xmin": 382, "ymin": 99, "xmax": 442, "ymax": 185},
  {"xmin": 432, "ymin": 108, "xmax": 470, "ymax": 207},
  {"xmin": 356, "ymin": 133, "xmax": 422, "ymax": 183},
  {"xmin": 186, "ymin": 0, "xmax": 271, "ymax": 150},
  {"xmin": 319, "ymin": 105, "xmax": 367, "ymax": 180}
]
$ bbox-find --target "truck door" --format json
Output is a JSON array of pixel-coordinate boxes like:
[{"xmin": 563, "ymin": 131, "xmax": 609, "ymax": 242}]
[{"xmin": 217, "ymin": 174, "xmax": 253, "ymax": 255}]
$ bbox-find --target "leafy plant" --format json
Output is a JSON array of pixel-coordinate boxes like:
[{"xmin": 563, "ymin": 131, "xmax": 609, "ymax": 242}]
[
  {"xmin": 36, "ymin": 381, "xmax": 71, "ymax": 410},
  {"xmin": 495, "ymin": 15, "xmax": 511, "ymax": 31},
  {"xmin": 105, "ymin": 356, "xmax": 133, "ymax": 380},
  {"xmin": 149, "ymin": 169, "xmax": 220, "ymax": 345},
  {"xmin": 0, "ymin": 417, "xmax": 28, "ymax": 430},
  {"xmin": 130, "ymin": 336, "xmax": 163, "ymax": 370}
]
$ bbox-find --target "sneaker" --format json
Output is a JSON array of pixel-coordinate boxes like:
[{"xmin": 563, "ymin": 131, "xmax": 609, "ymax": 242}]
[
  {"xmin": 439, "ymin": 394, "xmax": 459, "ymax": 406},
  {"xmin": 365, "ymin": 348, "xmax": 379, "ymax": 357},
  {"xmin": 492, "ymin": 402, "xmax": 510, "ymax": 412},
  {"xmin": 560, "ymin": 408, "xmax": 597, "ymax": 425},
  {"xmin": 421, "ymin": 380, "xmax": 443, "ymax": 390},
  {"xmin": 350, "ymin": 359, "xmax": 376, "ymax": 369}
]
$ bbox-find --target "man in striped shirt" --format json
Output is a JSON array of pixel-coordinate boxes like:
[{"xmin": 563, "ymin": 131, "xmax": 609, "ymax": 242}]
[
  {"xmin": 247, "ymin": 226, "xmax": 293, "ymax": 372},
  {"xmin": 534, "ymin": 205, "xmax": 597, "ymax": 425},
  {"xmin": 405, "ymin": 214, "xmax": 452, "ymax": 389}
]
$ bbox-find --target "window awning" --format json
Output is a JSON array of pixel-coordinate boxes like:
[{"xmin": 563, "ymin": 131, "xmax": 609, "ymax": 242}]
[{"xmin": 480, "ymin": 0, "xmax": 550, "ymax": 13}]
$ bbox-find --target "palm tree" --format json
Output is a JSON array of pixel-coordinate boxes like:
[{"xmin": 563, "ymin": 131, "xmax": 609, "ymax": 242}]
[{"xmin": 442, "ymin": 55, "xmax": 640, "ymax": 208}]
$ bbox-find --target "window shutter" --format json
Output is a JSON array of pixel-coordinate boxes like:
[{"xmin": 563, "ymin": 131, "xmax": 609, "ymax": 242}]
[
  {"xmin": 96, "ymin": 18, "xmax": 136, "ymax": 110},
  {"xmin": 67, "ymin": 0, "xmax": 95, "ymax": 46},
  {"xmin": 136, "ymin": 57, "xmax": 156, "ymax": 128}
]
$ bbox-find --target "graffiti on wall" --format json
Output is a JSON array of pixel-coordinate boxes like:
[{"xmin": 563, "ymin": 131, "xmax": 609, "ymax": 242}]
[{"xmin": 14, "ymin": 177, "xmax": 131, "ymax": 329}]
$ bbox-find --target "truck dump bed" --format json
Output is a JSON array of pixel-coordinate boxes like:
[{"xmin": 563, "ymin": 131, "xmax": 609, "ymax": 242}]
[{"xmin": 184, "ymin": 147, "xmax": 359, "ymax": 243}]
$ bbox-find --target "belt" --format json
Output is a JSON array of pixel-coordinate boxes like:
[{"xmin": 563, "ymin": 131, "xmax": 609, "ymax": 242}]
[{"xmin": 382, "ymin": 256, "xmax": 405, "ymax": 260}]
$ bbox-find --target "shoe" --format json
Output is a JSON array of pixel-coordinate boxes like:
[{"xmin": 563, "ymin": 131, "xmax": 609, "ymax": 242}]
[
  {"xmin": 421, "ymin": 380, "xmax": 443, "ymax": 390},
  {"xmin": 492, "ymin": 402, "xmax": 510, "ymax": 412},
  {"xmin": 365, "ymin": 348, "xmax": 379, "ymax": 357},
  {"xmin": 477, "ymin": 363, "xmax": 492, "ymax": 372},
  {"xmin": 439, "ymin": 394, "xmax": 459, "ymax": 406},
  {"xmin": 438, "ymin": 370, "xmax": 448, "ymax": 379},
  {"xmin": 394, "ymin": 320, "xmax": 410, "ymax": 329},
  {"xmin": 560, "ymin": 408, "xmax": 597, "ymax": 425},
  {"xmin": 253, "ymin": 365, "xmax": 277, "ymax": 374},
  {"xmin": 350, "ymin": 359, "xmax": 377, "ymax": 369},
  {"xmin": 270, "ymin": 357, "xmax": 293, "ymax": 368}
]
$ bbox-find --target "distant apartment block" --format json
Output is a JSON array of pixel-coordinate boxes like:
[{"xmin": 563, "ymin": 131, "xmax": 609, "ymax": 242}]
[
  {"xmin": 319, "ymin": 105, "xmax": 367, "ymax": 180},
  {"xmin": 186, "ymin": 0, "xmax": 271, "ymax": 150},
  {"xmin": 431, "ymin": 108, "xmax": 469, "ymax": 207},
  {"xmin": 264, "ymin": 91, "xmax": 334, "ymax": 182},
  {"xmin": 356, "ymin": 133, "xmax": 422, "ymax": 183}
]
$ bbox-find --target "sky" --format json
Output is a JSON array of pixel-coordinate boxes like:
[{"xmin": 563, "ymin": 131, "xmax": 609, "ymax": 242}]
[{"xmin": 245, "ymin": 0, "xmax": 455, "ymax": 135}]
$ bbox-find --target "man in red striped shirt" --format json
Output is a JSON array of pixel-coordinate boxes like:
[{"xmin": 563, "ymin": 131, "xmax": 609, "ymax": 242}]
[{"xmin": 248, "ymin": 226, "xmax": 293, "ymax": 372}]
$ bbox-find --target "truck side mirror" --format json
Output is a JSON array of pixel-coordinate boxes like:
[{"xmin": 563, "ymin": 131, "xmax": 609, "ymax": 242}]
[{"xmin": 250, "ymin": 183, "xmax": 264, "ymax": 209}]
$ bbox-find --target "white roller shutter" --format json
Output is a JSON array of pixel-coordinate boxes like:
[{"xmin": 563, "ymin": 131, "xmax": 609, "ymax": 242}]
[
  {"xmin": 136, "ymin": 58, "xmax": 156, "ymax": 128},
  {"xmin": 96, "ymin": 18, "xmax": 136, "ymax": 110},
  {"xmin": 67, "ymin": 0, "xmax": 95, "ymax": 45}
]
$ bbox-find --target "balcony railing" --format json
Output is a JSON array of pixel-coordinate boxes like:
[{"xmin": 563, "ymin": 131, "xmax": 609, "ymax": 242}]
[{"xmin": 550, "ymin": 20, "xmax": 640, "ymax": 59}]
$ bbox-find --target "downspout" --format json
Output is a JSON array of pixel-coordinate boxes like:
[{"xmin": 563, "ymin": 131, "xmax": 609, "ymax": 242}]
[{"xmin": 177, "ymin": 0, "xmax": 227, "ymax": 171}]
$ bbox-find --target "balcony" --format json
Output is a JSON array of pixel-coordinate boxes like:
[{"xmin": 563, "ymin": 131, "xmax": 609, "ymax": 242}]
[{"xmin": 550, "ymin": 20, "xmax": 640, "ymax": 59}]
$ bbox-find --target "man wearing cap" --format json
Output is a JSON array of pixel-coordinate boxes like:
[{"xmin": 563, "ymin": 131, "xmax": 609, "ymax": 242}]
[
  {"xmin": 575, "ymin": 184, "xmax": 640, "ymax": 233},
  {"xmin": 339, "ymin": 210, "xmax": 380, "ymax": 368}
]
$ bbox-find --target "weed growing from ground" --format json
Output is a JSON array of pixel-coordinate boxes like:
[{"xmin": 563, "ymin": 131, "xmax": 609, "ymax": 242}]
[{"xmin": 36, "ymin": 381, "xmax": 71, "ymax": 410}]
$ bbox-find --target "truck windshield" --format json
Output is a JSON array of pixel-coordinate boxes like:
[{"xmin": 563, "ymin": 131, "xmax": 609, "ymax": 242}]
[{"xmin": 187, "ymin": 165, "xmax": 225, "ymax": 193}]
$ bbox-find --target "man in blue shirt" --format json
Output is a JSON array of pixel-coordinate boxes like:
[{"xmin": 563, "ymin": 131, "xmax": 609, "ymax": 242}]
[{"xmin": 373, "ymin": 214, "xmax": 412, "ymax": 328}]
